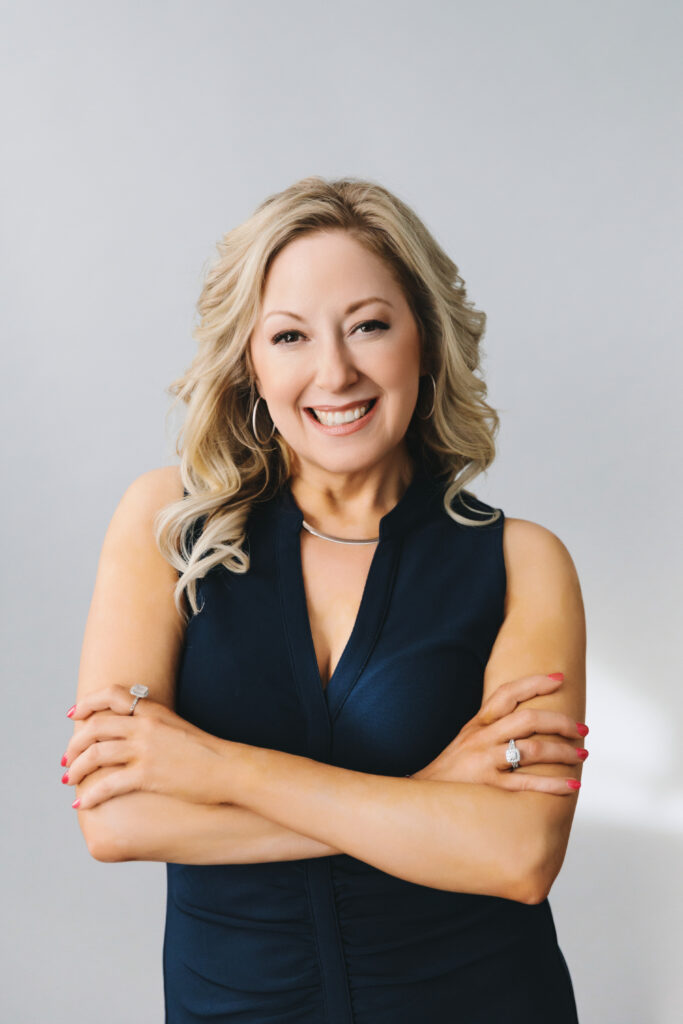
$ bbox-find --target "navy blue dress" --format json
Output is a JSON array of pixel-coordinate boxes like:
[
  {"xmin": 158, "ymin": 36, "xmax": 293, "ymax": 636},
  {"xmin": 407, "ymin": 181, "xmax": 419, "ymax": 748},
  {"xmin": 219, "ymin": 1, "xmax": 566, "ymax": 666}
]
[{"xmin": 163, "ymin": 465, "xmax": 579, "ymax": 1022}]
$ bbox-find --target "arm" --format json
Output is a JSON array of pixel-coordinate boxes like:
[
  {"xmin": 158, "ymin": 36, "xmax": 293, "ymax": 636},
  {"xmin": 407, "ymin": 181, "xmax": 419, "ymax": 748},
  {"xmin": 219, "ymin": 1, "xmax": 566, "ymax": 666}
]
[
  {"xmin": 197, "ymin": 518, "xmax": 586, "ymax": 903},
  {"xmin": 480, "ymin": 517, "xmax": 587, "ymax": 895},
  {"xmin": 72, "ymin": 466, "xmax": 339, "ymax": 864},
  {"xmin": 87, "ymin": 788, "xmax": 342, "ymax": 864}
]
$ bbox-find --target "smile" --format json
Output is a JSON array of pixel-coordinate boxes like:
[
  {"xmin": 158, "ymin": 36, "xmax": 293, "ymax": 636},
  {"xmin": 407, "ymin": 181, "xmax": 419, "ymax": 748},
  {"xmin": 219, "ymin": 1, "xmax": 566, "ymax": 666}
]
[{"xmin": 304, "ymin": 397, "xmax": 379, "ymax": 435}]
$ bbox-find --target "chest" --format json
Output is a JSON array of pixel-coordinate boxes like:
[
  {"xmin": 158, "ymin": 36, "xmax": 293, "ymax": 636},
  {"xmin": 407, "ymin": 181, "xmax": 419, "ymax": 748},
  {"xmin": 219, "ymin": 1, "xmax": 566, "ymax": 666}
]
[
  {"xmin": 176, "ymin": 508, "xmax": 505, "ymax": 776},
  {"xmin": 299, "ymin": 534, "xmax": 377, "ymax": 691}
]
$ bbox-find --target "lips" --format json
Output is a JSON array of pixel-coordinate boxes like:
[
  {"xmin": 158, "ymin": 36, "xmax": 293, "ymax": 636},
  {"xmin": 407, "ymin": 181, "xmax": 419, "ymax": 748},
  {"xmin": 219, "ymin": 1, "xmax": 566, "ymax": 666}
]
[
  {"xmin": 306, "ymin": 397, "xmax": 378, "ymax": 413},
  {"xmin": 303, "ymin": 395, "xmax": 380, "ymax": 434}
]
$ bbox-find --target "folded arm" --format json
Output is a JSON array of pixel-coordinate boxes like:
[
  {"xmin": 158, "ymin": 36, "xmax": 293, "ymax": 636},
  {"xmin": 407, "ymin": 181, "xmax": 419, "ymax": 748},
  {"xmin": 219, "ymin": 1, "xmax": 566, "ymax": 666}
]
[
  {"xmin": 78, "ymin": 773, "xmax": 342, "ymax": 864},
  {"xmin": 73, "ymin": 472, "xmax": 584, "ymax": 903},
  {"xmin": 185, "ymin": 516, "xmax": 586, "ymax": 903},
  {"xmin": 71, "ymin": 467, "xmax": 338, "ymax": 865}
]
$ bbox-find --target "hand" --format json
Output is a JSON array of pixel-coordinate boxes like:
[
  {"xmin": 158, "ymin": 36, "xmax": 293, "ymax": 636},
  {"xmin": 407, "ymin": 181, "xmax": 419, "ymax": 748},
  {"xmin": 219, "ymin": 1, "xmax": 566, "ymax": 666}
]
[
  {"xmin": 410, "ymin": 673, "xmax": 588, "ymax": 795},
  {"xmin": 62, "ymin": 684, "xmax": 232, "ymax": 809}
]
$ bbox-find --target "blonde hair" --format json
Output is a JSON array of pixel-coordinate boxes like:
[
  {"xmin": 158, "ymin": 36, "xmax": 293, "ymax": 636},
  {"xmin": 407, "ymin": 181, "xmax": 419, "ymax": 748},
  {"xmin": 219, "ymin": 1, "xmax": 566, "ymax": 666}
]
[{"xmin": 156, "ymin": 175, "xmax": 501, "ymax": 622}]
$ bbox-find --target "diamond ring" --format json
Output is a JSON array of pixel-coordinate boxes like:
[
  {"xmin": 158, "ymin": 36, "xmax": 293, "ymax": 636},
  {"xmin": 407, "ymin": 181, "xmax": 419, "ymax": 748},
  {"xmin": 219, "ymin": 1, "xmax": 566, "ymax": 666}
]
[
  {"xmin": 129, "ymin": 684, "xmax": 149, "ymax": 715},
  {"xmin": 505, "ymin": 738, "xmax": 521, "ymax": 770}
]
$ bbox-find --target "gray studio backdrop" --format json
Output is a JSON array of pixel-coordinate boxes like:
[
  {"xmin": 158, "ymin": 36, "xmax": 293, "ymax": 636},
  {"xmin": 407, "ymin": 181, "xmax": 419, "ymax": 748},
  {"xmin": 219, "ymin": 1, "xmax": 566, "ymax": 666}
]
[{"xmin": 2, "ymin": 1, "xmax": 681, "ymax": 1021}]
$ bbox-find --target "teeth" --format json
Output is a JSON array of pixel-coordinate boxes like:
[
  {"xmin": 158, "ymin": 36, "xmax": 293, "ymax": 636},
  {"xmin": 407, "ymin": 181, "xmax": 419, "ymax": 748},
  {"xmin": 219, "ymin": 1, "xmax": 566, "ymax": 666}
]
[{"xmin": 311, "ymin": 403, "xmax": 371, "ymax": 426}]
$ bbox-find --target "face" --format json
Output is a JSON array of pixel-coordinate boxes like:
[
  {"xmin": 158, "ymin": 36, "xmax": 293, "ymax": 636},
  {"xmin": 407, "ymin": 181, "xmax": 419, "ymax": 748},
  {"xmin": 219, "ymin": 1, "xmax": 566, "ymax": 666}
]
[{"xmin": 248, "ymin": 230, "xmax": 423, "ymax": 481}]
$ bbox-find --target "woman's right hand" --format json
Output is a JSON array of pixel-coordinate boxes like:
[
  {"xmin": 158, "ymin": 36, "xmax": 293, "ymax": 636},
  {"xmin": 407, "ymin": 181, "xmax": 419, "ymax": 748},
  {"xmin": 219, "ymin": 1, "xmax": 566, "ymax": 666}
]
[{"xmin": 409, "ymin": 673, "xmax": 588, "ymax": 795}]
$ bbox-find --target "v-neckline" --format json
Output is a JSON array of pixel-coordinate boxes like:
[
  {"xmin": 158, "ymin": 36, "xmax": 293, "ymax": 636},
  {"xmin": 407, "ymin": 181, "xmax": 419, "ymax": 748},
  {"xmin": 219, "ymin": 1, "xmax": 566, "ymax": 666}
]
[
  {"xmin": 275, "ymin": 464, "xmax": 445, "ymax": 723},
  {"xmin": 299, "ymin": 539, "xmax": 380, "ymax": 694}
]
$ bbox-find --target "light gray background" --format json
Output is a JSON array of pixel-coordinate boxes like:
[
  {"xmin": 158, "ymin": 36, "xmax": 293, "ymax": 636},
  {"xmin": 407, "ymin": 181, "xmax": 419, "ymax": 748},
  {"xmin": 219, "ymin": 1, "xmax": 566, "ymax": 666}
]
[{"xmin": 2, "ymin": 1, "xmax": 681, "ymax": 1021}]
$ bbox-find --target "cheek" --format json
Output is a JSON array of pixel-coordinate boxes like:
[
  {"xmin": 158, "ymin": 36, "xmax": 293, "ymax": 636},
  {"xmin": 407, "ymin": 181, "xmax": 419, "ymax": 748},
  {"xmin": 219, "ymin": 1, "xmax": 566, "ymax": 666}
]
[
  {"xmin": 255, "ymin": 355, "xmax": 303, "ymax": 407},
  {"xmin": 377, "ymin": 347, "xmax": 421, "ymax": 399}
]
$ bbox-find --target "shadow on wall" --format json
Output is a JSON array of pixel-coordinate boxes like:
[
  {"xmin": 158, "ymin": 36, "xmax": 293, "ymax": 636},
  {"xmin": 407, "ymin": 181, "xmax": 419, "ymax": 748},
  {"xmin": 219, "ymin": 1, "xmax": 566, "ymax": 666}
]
[{"xmin": 550, "ymin": 819, "xmax": 683, "ymax": 1024}]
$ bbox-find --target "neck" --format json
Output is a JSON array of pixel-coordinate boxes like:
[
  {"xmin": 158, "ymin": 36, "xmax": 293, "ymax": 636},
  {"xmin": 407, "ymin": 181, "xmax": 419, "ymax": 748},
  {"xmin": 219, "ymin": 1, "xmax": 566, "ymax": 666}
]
[{"xmin": 288, "ymin": 453, "xmax": 417, "ymax": 539}]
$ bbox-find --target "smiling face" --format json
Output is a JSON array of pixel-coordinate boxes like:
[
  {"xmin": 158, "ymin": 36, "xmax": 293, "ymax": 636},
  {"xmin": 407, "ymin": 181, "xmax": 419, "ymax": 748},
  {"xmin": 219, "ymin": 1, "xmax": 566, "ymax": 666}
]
[{"xmin": 248, "ymin": 229, "xmax": 423, "ymax": 483}]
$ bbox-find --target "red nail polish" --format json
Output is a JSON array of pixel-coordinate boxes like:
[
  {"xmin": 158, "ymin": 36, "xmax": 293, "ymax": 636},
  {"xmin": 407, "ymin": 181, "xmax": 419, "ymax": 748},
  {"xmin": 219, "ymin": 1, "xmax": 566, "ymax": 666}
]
[
  {"xmin": 576, "ymin": 748, "xmax": 589, "ymax": 760},
  {"xmin": 547, "ymin": 672, "xmax": 564, "ymax": 680},
  {"xmin": 61, "ymin": 772, "xmax": 69, "ymax": 784},
  {"xmin": 61, "ymin": 754, "xmax": 68, "ymax": 767},
  {"xmin": 567, "ymin": 779, "xmax": 581, "ymax": 790},
  {"xmin": 72, "ymin": 798, "xmax": 81, "ymax": 809},
  {"xmin": 576, "ymin": 722, "xmax": 589, "ymax": 736},
  {"xmin": 66, "ymin": 705, "xmax": 76, "ymax": 718}
]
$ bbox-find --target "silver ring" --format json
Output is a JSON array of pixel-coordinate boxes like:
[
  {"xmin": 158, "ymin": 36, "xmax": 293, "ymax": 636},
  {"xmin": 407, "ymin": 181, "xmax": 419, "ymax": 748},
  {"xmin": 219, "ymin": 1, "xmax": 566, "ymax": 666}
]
[
  {"xmin": 129, "ymin": 684, "xmax": 149, "ymax": 715},
  {"xmin": 505, "ymin": 738, "xmax": 521, "ymax": 770}
]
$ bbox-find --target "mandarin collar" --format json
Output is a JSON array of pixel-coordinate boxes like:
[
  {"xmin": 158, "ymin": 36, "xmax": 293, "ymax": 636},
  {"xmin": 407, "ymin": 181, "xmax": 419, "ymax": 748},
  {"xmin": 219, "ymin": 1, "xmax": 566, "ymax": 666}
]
[{"xmin": 277, "ymin": 463, "xmax": 447, "ymax": 541}]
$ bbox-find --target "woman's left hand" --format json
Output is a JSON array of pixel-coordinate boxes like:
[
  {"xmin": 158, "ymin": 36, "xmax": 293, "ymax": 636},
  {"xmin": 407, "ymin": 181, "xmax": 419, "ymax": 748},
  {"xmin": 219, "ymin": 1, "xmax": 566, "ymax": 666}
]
[{"xmin": 62, "ymin": 684, "xmax": 235, "ymax": 809}]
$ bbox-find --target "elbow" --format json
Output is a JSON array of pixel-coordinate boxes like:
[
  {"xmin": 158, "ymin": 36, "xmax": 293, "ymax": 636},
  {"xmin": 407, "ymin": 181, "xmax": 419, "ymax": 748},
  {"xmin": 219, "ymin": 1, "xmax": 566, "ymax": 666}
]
[
  {"xmin": 80, "ymin": 813, "xmax": 131, "ymax": 863},
  {"xmin": 506, "ymin": 836, "xmax": 561, "ymax": 906},
  {"xmin": 520, "ymin": 844, "xmax": 564, "ymax": 905},
  {"xmin": 519, "ymin": 872, "xmax": 552, "ymax": 906},
  {"xmin": 505, "ymin": 866, "xmax": 553, "ymax": 906},
  {"xmin": 88, "ymin": 837, "xmax": 122, "ymax": 862}
]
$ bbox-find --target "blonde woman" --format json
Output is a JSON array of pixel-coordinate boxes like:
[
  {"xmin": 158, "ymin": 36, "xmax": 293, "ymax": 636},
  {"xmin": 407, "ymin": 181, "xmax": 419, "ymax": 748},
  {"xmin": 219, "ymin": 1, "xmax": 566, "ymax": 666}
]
[{"xmin": 62, "ymin": 176, "xmax": 586, "ymax": 1022}]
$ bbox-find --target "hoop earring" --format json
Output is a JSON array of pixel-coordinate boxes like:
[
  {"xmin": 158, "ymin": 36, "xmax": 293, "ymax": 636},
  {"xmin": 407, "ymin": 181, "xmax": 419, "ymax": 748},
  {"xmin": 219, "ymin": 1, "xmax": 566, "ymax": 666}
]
[
  {"xmin": 251, "ymin": 395, "xmax": 276, "ymax": 443},
  {"xmin": 416, "ymin": 373, "xmax": 436, "ymax": 420}
]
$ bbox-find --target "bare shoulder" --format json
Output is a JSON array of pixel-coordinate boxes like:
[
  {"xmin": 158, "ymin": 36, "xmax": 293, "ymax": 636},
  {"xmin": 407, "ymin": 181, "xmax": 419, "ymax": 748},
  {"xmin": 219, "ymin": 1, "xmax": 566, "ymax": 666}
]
[
  {"xmin": 102, "ymin": 465, "xmax": 185, "ymax": 585},
  {"xmin": 118, "ymin": 464, "xmax": 185, "ymax": 516},
  {"xmin": 76, "ymin": 465, "xmax": 187, "ymax": 713},
  {"xmin": 483, "ymin": 516, "xmax": 586, "ymax": 710},
  {"xmin": 501, "ymin": 516, "xmax": 583, "ymax": 614}
]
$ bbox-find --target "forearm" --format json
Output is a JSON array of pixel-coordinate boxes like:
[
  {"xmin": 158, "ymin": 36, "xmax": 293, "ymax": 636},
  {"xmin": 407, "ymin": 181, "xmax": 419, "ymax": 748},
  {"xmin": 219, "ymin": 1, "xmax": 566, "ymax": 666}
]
[
  {"xmin": 75, "ymin": 770, "xmax": 341, "ymax": 864},
  {"xmin": 223, "ymin": 743, "xmax": 548, "ymax": 902}
]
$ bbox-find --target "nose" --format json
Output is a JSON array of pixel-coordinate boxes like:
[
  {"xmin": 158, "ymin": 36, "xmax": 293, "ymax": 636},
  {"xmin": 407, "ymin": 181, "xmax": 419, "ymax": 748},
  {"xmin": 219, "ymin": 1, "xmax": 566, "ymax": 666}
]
[{"xmin": 313, "ymin": 336, "xmax": 360, "ymax": 393}]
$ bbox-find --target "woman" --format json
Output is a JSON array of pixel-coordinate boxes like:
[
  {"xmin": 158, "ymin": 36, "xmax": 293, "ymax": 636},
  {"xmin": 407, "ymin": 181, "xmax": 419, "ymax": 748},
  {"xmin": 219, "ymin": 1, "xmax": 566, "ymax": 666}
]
[{"xmin": 62, "ymin": 176, "xmax": 587, "ymax": 1022}]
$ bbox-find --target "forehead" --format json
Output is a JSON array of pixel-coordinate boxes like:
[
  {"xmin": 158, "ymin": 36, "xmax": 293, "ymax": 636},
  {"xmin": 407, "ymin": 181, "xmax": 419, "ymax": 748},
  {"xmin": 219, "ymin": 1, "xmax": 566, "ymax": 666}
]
[{"xmin": 261, "ymin": 230, "xmax": 399, "ymax": 307}]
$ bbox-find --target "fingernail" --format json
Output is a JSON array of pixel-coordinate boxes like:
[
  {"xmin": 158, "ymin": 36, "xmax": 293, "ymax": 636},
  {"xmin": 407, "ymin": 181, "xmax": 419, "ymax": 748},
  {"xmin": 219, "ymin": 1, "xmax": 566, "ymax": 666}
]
[
  {"xmin": 72, "ymin": 798, "xmax": 81, "ymax": 809},
  {"xmin": 567, "ymin": 779, "xmax": 581, "ymax": 790},
  {"xmin": 66, "ymin": 705, "xmax": 76, "ymax": 718},
  {"xmin": 576, "ymin": 748, "xmax": 589, "ymax": 760},
  {"xmin": 61, "ymin": 754, "xmax": 68, "ymax": 767},
  {"xmin": 576, "ymin": 722, "xmax": 589, "ymax": 736},
  {"xmin": 61, "ymin": 772, "xmax": 69, "ymax": 784},
  {"xmin": 547, "ymin": 672, "xmax": 564, "ymax": 680}
]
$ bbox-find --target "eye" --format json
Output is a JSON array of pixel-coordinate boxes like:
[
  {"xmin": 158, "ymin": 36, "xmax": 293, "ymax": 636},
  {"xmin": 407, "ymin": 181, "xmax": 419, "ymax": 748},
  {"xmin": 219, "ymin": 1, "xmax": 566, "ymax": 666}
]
[
  {"xmin": 355, "ymin": 319, "xmax": 389, "ymax": 335},
  {"xmin": 271, "ymin": 329, "xmax": 303, "ymax": 345},
  {"xmin": 270, "ymin": 319, "xmax": 389, "ymax": 345}
]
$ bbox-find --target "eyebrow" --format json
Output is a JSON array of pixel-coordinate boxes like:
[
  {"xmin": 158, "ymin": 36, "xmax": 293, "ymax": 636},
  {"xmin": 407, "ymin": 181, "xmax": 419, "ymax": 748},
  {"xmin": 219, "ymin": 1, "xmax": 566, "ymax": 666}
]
[{"xmin": 263, "ymin": 296, "xmax": 394, "ymax": 322}]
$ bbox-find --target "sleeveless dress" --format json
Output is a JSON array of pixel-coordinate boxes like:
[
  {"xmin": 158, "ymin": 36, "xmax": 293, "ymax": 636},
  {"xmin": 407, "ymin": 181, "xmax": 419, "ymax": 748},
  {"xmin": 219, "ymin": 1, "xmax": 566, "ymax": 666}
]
[{"xmin": 163, "ymin": 465, "xmax": 579, "ymax": 1023}]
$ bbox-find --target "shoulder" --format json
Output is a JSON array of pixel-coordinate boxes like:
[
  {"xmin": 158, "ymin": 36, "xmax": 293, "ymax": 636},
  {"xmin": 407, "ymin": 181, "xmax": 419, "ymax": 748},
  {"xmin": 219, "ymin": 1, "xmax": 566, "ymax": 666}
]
[
  {"xmin": 117, "ymin": 465, "xmax": 184, "ymax": 516},
  {"xmin": 482, "ymin": 515, "xmax": 586, "ymax": 715},
  {"xmin": 501, "ymin": 517, "xmax": 583, "ymax": 614},
  {"xmin": 101, "ymin": 466, "xmax": 185, "ymax": 572}
]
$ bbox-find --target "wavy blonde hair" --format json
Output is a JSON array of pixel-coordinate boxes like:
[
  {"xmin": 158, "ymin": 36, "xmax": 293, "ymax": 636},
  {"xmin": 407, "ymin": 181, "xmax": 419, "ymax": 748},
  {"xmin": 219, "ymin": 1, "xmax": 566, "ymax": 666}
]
[{"xmin": 155, "ymin": 175, "xmax": 501, "ymax": 622}]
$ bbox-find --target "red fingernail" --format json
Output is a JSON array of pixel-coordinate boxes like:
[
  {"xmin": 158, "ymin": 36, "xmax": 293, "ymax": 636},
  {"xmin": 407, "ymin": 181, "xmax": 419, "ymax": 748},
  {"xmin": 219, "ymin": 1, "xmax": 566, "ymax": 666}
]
[
  {"xmin": 547, "ymin": 672, "xmax": 564, "ymax": 680},
  {"xmin": 61, "ymin": 754, "xmax": 68, "ymax": 767},
  {"xmin": 61, "ymin": 772, "xmax": 69, "ymax": 784},
  {"xmin": 72, "ymin": 798, "xmax": 81, "ymax": 809},
  {"xmin": 576, "ymin": 748, "xmax": 589, "ymax": 760},
  {"xmin": 567, "ymin": 779, "xmax": 581, "ymax": 790},
  {"xmin": 576, "ymin": 722, "xmax": 589, "ymax": 736},
  {"xmin": 66, "ymin": 705, "xmax": 76, "ymax": 718}
]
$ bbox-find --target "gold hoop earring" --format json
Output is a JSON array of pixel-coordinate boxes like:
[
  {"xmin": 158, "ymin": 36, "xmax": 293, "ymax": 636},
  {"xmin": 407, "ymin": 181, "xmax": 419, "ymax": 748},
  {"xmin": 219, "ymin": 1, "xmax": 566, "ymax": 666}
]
[
  {"xmin": 251, "ymin": 395, "xmax": 276, "ymax": 443},
  {"xmin": 417, "ymin": 373, "xmax": 436, "ymax": 420}
]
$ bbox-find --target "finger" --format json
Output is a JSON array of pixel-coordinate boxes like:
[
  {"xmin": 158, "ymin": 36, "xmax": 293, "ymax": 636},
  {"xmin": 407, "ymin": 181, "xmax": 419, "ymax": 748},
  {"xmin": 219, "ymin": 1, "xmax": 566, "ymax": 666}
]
[
  {"xmin": 73, "ymin": 765, "xmax": 141, "ymax": 810},
  {"xmin": 477, "ymin": 673, "xmax": 564, "ymax": 726},
  {"xmin": 64, "ymin": 712, "xmax": 133, "ymax": 767},
  {"xmin": 68, "ymin": 684, "xmax": 142, "ymax": 720},
  {"xmin": 64, "ymin": 739, "xmax": 130, "ymax": 787},
  {"xmin": 490, "ymin": 707, "xmax": 585, "ymax": 743},
  {"xmin": 497, "ymin": 771, "xmax": 581, "ymax": 796},
  {"xmin": 495, "ymin": 737, "xmax": 589, "ymax": 771}
]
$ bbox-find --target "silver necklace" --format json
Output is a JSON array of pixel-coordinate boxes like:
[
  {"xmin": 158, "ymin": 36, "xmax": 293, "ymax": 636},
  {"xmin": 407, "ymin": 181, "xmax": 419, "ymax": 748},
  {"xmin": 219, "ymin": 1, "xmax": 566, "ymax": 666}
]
[{"xmin": 301, "ymin": 519, "xmax": 379, "ymax": 545}]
